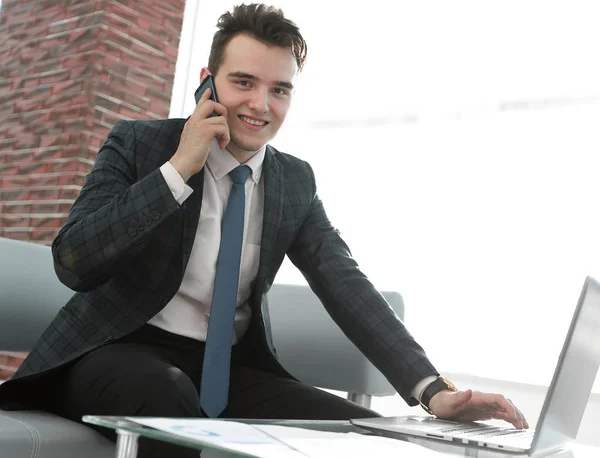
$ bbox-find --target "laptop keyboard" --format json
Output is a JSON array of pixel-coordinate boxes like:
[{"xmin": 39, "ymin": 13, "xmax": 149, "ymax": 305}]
[{"xmin": 440, "ymin": 425, "xmax": 535, "ymax": 441}]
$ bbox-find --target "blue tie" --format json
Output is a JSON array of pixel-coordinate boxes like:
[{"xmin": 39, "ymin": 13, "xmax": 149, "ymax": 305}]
[{"xmin": 200, "ymin": 165, "xmax": 251, "ymax": 418}]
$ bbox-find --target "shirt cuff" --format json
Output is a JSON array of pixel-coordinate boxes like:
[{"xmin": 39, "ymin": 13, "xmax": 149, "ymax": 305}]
[
  {"xmin": 160, "ymin": 162, "xmax": 193, "ymax": 205},
  {"xmin": 411, "ymin": 375, "xmax": 439, "ymax": 403}
]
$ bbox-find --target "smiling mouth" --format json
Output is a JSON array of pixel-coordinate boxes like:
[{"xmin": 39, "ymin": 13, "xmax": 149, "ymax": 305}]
[{"xmin": 239, "ymin": 115, "xmax": 268, "ymax": 126}]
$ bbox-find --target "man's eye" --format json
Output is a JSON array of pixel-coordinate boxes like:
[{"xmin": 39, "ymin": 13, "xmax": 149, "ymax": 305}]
[
  {"xmin": 273, "ymin": 88, "xmax": 289, "ymax": 96},
  {"xmin": 237, "ymin": 80, "xmax": 251, "ymax": 87}
]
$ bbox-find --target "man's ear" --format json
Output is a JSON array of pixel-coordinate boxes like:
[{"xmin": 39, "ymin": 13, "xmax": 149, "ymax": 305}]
[{"xmin": 200, "ymin": 67, "xmax": 212, "ymax": 82}]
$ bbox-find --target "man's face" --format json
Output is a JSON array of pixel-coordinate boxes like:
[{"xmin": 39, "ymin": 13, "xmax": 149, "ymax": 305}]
[{"xmin": 201, "ymin": 33, "xmax": 298, "ymax": 158}]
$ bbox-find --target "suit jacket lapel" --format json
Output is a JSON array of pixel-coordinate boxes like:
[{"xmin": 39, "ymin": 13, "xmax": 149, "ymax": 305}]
[
  {"xmin": 258, "ymin": 146, "xmax": 283, "ymax": 278},
  {"xmin": 181, "ymin": 168, "xmax": 205, "ymax": 272}
]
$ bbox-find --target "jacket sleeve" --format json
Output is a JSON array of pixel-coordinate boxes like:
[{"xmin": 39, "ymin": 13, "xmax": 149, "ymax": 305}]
[
  {"xmin": 285, "ymin": 163, "xmax": 439, "ymax": 405},
  {"xmin": 52, "ymin": 120, "xmax": 181, "ymax": 292}
]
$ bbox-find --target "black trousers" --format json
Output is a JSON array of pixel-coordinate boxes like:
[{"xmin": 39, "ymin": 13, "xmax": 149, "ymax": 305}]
[{"xmin": 53, "ymin": 324, "xmax": 380, "ymax": 458}]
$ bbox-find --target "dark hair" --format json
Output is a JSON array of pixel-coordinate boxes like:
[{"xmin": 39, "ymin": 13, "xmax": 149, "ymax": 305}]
[{"xmin": 208, "ymin": 3, "xmax": 307, "ymax": 74}]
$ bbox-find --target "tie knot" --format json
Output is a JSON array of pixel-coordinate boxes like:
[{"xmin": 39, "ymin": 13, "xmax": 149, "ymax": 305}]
[{"xmin": 229, "ymin": 165, "xmax": 251, "ymax": 184}]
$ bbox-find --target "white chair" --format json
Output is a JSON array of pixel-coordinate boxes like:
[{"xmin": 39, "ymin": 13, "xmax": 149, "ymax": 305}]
[{"xmin": 269, "ymin": 283, "xmax": 403, "ymax": 408}]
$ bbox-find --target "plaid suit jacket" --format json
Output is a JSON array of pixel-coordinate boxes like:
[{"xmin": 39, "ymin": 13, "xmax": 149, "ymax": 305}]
[{"xmin": 1, "ymin": 118, "xmax": 437, "ymax": 407}]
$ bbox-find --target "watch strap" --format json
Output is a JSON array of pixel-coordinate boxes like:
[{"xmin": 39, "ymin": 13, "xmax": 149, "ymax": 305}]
[{"xmin": 420, "ymin": 376, "xmax": 458, "ymax": 415}]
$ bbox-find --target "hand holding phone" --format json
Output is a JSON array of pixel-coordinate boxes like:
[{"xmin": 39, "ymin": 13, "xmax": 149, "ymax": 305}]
[
  {"xmin": 169, "ymin": 77, "xmax": 230, "ymax": 181},
  {"xmin": 194, "ymin": 75, "xmax": 220, "ymax": 117}
]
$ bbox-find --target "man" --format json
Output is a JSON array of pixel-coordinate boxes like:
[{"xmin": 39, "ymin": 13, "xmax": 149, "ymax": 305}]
[{"xmin": 0, "ymin": 4, "xmax": 527, "ymax": 457}]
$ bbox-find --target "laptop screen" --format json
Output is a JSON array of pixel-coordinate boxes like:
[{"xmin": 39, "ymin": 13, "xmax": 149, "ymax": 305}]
[{"xmin": 532, "ymin": 276, "xmax": 600, "ymax": 455}]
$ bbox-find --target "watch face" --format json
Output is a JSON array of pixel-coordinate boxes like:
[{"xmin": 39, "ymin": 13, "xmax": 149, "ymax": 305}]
[{"xmin": 440, "ymin": 376, "xmax": 458, "ymax": 392}]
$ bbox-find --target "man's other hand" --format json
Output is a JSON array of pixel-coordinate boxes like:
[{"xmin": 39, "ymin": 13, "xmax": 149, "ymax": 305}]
[{"xmin": 429, "ymin": 389, "xmax": 529, "ymax": 429}]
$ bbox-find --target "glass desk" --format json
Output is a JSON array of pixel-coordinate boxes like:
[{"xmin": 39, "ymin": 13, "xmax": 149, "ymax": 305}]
[
  {"xmin": 83, "ymin": 415, "xmax": 596, "ymax": 458},
  {"xmin": 83, "ymin": 416, "xmax": 370, "ymax": 458}
]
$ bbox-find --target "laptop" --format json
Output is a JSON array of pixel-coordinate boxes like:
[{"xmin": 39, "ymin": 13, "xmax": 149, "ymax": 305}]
[{"xmin": 351, "ymin": 276, "xmax": 600, "ymax": 456}]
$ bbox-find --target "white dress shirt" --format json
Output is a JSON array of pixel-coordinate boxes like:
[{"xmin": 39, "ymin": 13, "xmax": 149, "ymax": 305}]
[
  {"xmin": 148, "ymin": 138, "xmax": 436, "ymax": 402},
  {"xmin": 148, "ymin": 139, "xmax": 264, "ymax": 344}
]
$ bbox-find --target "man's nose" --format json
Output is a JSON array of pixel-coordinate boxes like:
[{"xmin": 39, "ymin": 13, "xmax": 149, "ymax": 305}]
[{"xmin": 248, "ymin": 89, "xmax": 269, "ymax": 113}]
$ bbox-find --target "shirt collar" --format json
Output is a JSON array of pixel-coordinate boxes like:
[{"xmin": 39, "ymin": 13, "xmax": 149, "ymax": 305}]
[{"xmin": 206, "ymin": 139, "xmax": 265, "ymax": 184}]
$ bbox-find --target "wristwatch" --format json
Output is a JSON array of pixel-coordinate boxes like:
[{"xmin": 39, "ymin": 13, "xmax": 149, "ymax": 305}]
[{"xmin": 420, "ymin": 376, "xmax": 458, "ymax": 415}]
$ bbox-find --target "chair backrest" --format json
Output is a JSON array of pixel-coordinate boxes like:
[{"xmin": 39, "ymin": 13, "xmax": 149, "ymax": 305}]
[
  {"xmin": 268, "ymin": 283, "xmax": 404, "ymax": 397},
  {"xmin": 0, "ymin": 237, "xmax": 74, "ymax": 352}
]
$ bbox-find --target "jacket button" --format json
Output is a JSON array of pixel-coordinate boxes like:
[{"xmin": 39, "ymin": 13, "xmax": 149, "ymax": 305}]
[
  {"xmin": 127, "ymin": 226, "xmax": 137, "ymax": 237},
  {"xmin": 135, "ymin": 221, "xmax": 144, "ymax": 231},
  {"xmin": 144, "ymin": 216, "xmax": 153, "ymax": 226},
  {"xmin": 151, "ymin": 210, "xmax": 160, "ymax": 220}
]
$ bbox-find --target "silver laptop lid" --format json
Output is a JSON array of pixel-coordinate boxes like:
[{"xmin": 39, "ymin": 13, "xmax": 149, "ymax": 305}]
[{"xmin": 531, "ymin": 276, "xmax": 600, "ymax": 456}]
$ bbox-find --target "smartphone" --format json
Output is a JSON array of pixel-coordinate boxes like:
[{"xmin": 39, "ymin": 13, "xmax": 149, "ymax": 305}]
[{"xmin": 194, "ymin": 75, "xmax": 220, "ymax": 118}]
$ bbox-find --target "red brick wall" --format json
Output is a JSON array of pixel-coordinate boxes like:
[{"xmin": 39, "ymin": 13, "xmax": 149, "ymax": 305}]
[{"xmin": 0, "ymin": 0, "xmax": 185, "ymax": 380}]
